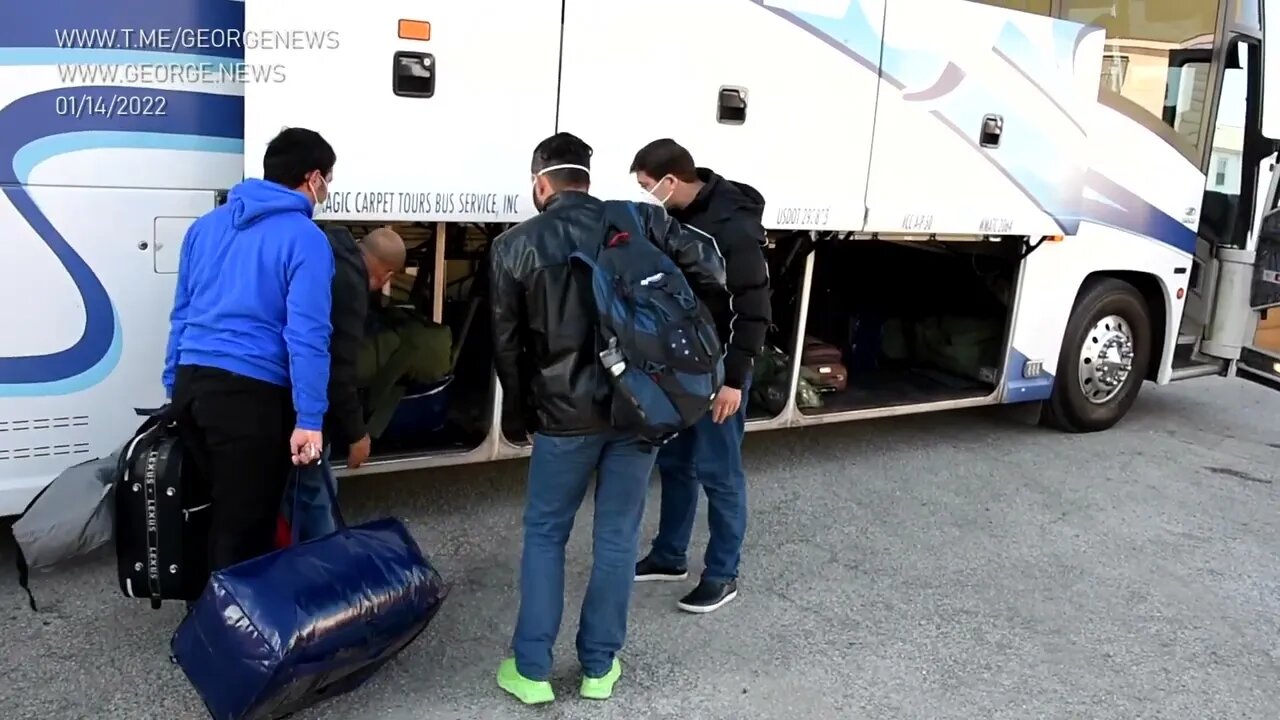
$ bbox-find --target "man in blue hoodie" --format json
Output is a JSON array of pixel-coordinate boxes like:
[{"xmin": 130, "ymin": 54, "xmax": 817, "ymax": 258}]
[{"xmin": 163, "ymin": 127, "xmax": 336, "ymax": 571}]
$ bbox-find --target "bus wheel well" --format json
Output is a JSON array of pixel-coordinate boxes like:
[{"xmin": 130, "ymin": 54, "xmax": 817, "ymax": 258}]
[{"xmin": 1075, "ymin": 270, "xmax": 1167, "ymax": 382}]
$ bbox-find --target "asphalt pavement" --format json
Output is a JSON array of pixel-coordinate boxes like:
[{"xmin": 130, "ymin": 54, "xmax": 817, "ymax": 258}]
[{"xmin": 1, "ymin": 376, "xmax": 1278, "ymax": 719}]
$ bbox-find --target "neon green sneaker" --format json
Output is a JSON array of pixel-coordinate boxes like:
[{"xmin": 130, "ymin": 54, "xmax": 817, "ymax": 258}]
[
  {"xmin": 497, "ymin": 658, "xmax": 554, "ymax": 705},
  {"xmin": 580, "ymin": 658, "xmax": 622, "ymax": 700}
]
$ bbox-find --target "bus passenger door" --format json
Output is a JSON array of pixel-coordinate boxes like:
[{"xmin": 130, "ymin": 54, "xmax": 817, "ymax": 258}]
[
  {"xmin": 1235, "ymin": 176, "xmax": 1280, "ymax": 391},
  {"xmin": 1178, "ymin": 38, "xmax": 1248, "ymax": 367},
  {"xmin": 1195, "ymin": 29, "xmax": 1280, "ymax": 392},
  {"xmin": 1235, "ymin": 0, "xmax": 1280, "ymax": 391}
]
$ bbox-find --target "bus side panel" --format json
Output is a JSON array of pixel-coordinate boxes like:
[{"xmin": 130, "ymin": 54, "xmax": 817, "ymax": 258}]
[
  {"xmin": 1002, "ymin": 97, "xmax": 1203, "ymax": 403},
  {"xmin": 244, "ymin": 0, "xmax": 562, "ymax": 224},
  {"xmin": 1004, "ymin": 229, "xmax": 1184, "ymax": 404},
  {"xmin": 1083, "ymin": 107, "xmax": 1202, "ymax": 387},
  {"xmin": 1, "ymin": 0, "xmax": 244, "ymax": 514},
  {"xmin": 861, "ymin": 2, "xmax": 1102, "ymax": 237},
  {"xmin": 0, "ymin": 186, "xmax": 216, "ymax": 514},
  {"xmin": 557, "ymin": 0, "xmax": 881, "ymax": 232}
]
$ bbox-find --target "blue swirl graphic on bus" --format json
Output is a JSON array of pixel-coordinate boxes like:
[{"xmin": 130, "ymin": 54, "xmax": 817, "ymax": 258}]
[
  {"xmin": 0, "ymin": 0, "xmax": 245, "ymax": 395},
  {"xmin": 0, "ymin": 87, "xmax": 242, "ymax": 395},
  {"xmin": 755, "ymin": 0, "xmax": 1196, "ymax": 252}
]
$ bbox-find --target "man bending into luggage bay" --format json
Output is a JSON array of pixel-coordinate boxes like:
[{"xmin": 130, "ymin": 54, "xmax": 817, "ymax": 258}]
[
  {"xmin": 630, "ymin": 138, "xmax": 772, "ymax": 613},
  {"xmin": 489, "ymin": 132, "xmax": 726, "ymax": 704},
  {"xmin": 287, "ymin": 226, "xmax": 406, "ymax": 540},
  {"xmin": 163, "ymin": 128, "xmax": 337, "ymax": 570}
]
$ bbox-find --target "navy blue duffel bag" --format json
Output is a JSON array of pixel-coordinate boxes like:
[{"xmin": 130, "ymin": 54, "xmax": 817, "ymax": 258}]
[{"xmin": 170, "ymin": 467, "xmax": 448, "ymax": 720}]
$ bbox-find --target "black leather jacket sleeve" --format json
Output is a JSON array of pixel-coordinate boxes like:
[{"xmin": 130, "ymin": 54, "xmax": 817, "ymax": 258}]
[
  {"xmin": 642, "ymin": 205, "xmax": 728, "ymax": 299},
  {"xmin": 489, "ymin": 242, "xmax": 535, "ymax": 433}
]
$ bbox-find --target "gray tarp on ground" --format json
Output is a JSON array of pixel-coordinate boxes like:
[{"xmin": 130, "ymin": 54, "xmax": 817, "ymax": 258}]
[{"xmin": 11, "ymin": 446, "xmax": 123, "ymax": 609}]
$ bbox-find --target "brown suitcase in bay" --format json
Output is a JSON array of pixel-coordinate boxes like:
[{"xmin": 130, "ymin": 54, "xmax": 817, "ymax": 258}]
[
  {"xmin": 801, "ymin": 337, "xmax": 848, "ymax": 392},
  {"xmin": 802, "ymin": 336, "xmax": 844, "ymax": 365},
  {"xmin": 806, "ymin": 362, "xmax": 848, "ymax": 392}
]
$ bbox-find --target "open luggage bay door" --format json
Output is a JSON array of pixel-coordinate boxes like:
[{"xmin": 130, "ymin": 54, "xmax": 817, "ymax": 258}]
[
  {"xmin": 557, "ymin": 0, "xmax": 882, "ymax": 232},
  {"xmin": 861, "ymin": 0, "xmax": 1103, "ymax": 237},
  {"xmin": 241, "ymin": 1, "xmax": 562, "ymax": 223},
  {"xmin": 1245, "ymin": 0, "xmax": 1280, "ymax": 390}
]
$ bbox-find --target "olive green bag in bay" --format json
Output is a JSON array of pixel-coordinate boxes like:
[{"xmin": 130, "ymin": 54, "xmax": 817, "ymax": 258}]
[{"xmin": 357, "ymin": 305, "xmax": 453, "ymax": 438}]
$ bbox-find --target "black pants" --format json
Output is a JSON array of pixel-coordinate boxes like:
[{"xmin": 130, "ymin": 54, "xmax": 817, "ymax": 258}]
[{"xmin": 174, "ymin": 365, "xmax": 294, "ymax": 572}]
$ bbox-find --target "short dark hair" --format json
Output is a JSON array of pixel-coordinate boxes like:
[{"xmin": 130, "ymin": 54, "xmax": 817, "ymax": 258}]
[
  {"xmin": 630, "ymin": 138, "xmax": 697, "ymax": 182},
  {"xmin": 263, "ymin": 128, "xmax": 336, "ymax": 188},
  {"xmin": 531, "ymin": 132, "xmax": 592, "ymax": 188}
]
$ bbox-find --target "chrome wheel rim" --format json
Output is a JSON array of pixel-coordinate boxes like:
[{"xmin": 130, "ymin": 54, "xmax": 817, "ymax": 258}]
[{"xmin": 1078, "ymin": 314, "xmax": 1135, "ymax": 404}]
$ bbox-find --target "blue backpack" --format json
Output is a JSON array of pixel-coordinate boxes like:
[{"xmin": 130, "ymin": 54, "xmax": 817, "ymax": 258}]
[{"xmin": 569, "ymin": 200, "xmax": 725, "ymax": 444}]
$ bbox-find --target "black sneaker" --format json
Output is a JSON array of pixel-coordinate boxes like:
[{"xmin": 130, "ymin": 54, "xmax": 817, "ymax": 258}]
[
  {"xmin": 677, "ymin": 579, "xmax": 738, "ymax": 614},
  {"xmin": 634, "ymin": 555, "xmax": 688, "ymax": 583}
]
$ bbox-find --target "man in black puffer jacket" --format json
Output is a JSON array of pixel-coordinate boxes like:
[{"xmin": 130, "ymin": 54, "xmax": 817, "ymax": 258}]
[
  {"xmin": 629, "ymin": 138, "xmax": 772, "ymax": 615},
  {"xmin": 285, "ymin": 226, "xmax": 404, "ymax": 541},
  {"xmin": 490, "ymin": 132, "xmax": 726, "ymax": 705},
  {"xmin": 325, "ymin": 226, "xmax": 405, "ymax": 467}
]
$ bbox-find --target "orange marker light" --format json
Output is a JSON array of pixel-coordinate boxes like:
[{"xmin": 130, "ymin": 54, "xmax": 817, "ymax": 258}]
[{"xmin": 398, "ymin": 19, "xmax": 431, "ymax": 41}]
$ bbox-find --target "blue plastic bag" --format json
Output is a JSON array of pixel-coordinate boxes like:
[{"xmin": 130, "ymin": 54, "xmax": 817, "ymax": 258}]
[{"xmin": 170, "ymin": 466, "xmax": 448, "ymax": 720}]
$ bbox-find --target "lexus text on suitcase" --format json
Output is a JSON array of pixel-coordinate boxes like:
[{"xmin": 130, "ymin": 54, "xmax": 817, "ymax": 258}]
[{"xmin": 115, "ymin": 412, "xmax": 212, "ymax": 608}]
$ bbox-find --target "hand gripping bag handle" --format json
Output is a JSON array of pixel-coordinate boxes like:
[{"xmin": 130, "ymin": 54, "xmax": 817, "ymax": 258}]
[{"xmin": 286, "ymin": 461, "xmax": 347, "ymax": 545}]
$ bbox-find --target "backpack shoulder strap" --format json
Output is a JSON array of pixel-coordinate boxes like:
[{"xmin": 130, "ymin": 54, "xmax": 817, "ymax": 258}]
[
  {"xmin": 568, "ymin": 248, "xmax": 601, "ymax": 279},
  {"xmin": 569, "ymin": 201, "xmax": 638, "ymax": 270},
  {"xmin": 602, "ymin": 200, "xmax": 646, "ymax": 239},
  {"xmin": 567, "ymin": 249, "xmax": 600, "ymax": 271}
]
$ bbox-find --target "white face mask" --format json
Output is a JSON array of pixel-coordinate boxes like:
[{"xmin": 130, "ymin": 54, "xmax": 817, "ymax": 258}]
[
  {"xmin": 640, "ymin": 174, "xmax": 673, "ymax": 207},
  {"xmin": 534, "ymin": 163, "xmax": 590, "ymax": 181},
  {"xmin": 531, "ymin": 163, "xmax": 590, "ymax": 211},
  {"xmin": 309, "ymin": 173, "xmax": 329, "ymax": 215}
]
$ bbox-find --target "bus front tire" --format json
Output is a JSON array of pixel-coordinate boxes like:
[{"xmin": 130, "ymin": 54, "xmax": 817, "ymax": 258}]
[{"xmin": 1042, "ymin": 277, "xmax": 1152, "ymax": 433}]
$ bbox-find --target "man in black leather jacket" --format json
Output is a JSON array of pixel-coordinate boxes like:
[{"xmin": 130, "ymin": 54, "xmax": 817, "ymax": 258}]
[
  {"xmin": 490, "ymin": 132, "xmax": 726, "ymax": 705},
  {"xmin": 629, "ymin": 138, "xmax": 772, "ymax": 615}
]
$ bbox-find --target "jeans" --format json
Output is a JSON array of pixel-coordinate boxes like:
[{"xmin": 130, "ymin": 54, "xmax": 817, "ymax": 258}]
[
  {"xmin": 649, "ymin": 386, "xmax": 750, "ymax": 584},
  {"xmin": 282, "ymin": 445, "xmax": 338, "ymax": 542},
  {"xmin": 511, "ymin": 432, "xmax": 657, "ymax": 680}
]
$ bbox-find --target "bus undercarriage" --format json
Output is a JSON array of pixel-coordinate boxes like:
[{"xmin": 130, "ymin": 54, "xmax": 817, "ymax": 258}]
[{"xmin": 334, "ymin": 222, "xmax": 1027, "ymax": 475}]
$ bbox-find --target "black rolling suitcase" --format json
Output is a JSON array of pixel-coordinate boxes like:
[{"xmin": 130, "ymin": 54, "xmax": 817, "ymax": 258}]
[{"xmin": 114, "ymin": 412, "xmax": 212, "ymax": 608}]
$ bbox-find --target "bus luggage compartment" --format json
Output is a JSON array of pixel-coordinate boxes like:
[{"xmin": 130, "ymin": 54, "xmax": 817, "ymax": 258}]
[{"xmin": 753, "ymin": 234, "xmax": 1019, "ymax": 423}]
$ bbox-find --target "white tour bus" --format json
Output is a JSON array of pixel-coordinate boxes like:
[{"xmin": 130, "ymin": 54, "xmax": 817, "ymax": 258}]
[{"xmin": 3, "ymin": 0, "xmax": 1280, "ymax": 516}]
